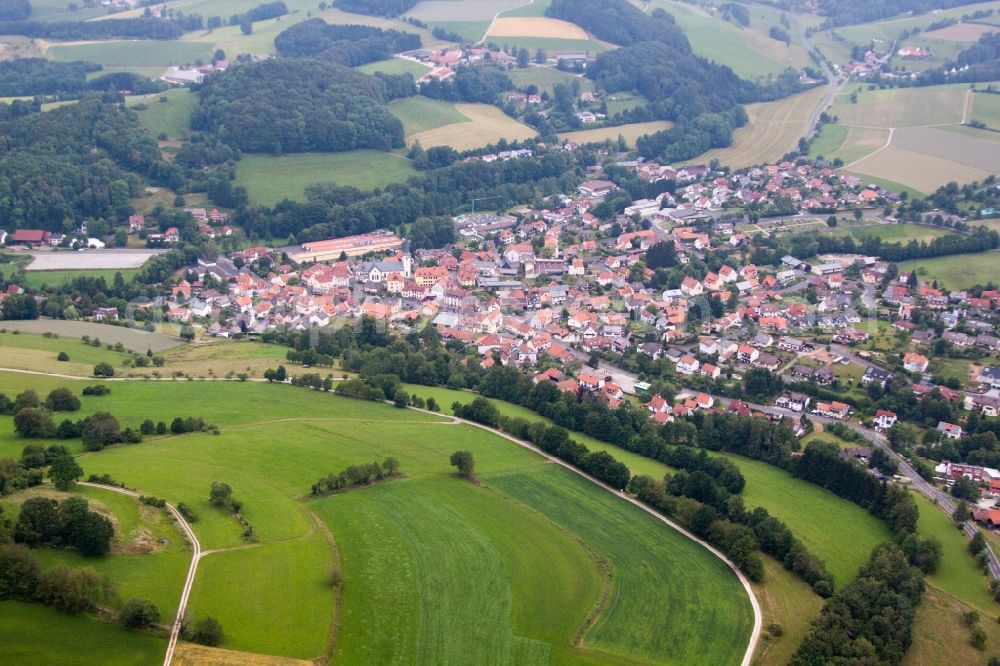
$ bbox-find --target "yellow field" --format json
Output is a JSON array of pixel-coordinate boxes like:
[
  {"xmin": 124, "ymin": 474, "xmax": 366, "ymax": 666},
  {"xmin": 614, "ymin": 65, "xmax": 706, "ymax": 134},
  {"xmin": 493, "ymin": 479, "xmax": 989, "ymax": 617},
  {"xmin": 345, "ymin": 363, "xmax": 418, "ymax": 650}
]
[
  {"xmin": 559, "ymin": 120, "xmax": 673, "ymax": 147},
  {"xmin": 699, "ymin": 86, "xmax": 828, "ymax": 168},
  {"xmin": 487, "ymin": 17, "xmax": 589, "ymax": 39},
  {"xmin": 834, "ymin": 126, "xmax": 891, "ymax": 165},
  {"xmin": 174, "ymin": 643, "xmax": 313, "ymax": 666},
  {"xmin": 848, "ymin": 145, "xmax": 991, "ymax": 194},
  {"xmin": 407, "ymin": 103, "xmax": 537, "ymax": 151}
]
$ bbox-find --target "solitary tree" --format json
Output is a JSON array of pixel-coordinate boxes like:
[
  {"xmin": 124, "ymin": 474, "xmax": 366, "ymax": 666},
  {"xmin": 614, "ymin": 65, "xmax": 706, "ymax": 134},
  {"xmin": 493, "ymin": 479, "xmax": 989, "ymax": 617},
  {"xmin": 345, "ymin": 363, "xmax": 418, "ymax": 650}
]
[
  {"xmin": 48, "ymin": 456, "xmax": 83, "ymax": 491},
  {"xmin": 450, "ymin": 450, "xmax": 475, "ymax": 479},
  {"xmin": 191, "ymin": 617, "xmax": 224, "ymax": 646},
  {"xmin": 119, "ymin": 598, "xmax": 160, "ymax": 629}
]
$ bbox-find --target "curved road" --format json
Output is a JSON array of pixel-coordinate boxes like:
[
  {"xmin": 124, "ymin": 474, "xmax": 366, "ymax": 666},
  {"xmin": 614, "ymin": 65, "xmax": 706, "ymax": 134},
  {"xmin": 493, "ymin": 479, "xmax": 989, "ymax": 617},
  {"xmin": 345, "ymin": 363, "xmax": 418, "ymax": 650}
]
[
  {"xmin": 792, "ymin": 13, "xmax": 843, "ymax": 139},
  {"xmin": 420, "ymin": 408, "xmax": 763, "ymax": 666},
  {"xmin": 79, "ymin": 482, "xmax": 202, "ymax": 666}
]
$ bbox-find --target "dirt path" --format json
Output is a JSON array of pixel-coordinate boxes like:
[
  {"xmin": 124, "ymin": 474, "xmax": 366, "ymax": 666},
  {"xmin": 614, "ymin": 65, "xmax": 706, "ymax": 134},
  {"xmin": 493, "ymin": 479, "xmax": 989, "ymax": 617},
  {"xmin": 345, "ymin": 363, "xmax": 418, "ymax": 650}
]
[
  {"xmin": 476, "ymin": 0, "xmax": 534, "ymax": 45},
  {"xmin": 844, "ymin": 126, "xmax": 895, "ymax": 169},
  {"xmin": 79, "ymin": 482, "xmax": 201, "ymax": 666}
]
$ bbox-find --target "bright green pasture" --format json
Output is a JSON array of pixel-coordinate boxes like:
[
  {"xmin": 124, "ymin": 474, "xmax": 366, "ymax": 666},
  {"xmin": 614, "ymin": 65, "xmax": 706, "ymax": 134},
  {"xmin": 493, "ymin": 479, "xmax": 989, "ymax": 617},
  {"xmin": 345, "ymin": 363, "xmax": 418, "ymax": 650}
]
[
  {"xmin": 831, "ymin": 223, "xmax": 951, "ymax": 244},
  {"xmin": 808, "ymin": 123, "xmax": 849, "ymax": 158},
  {"xmin": 0, "ymin": 600, "xmax": 165, "ymax": 665},
  {"xmin": 429, "ymin": 20, "xmax": 491, "ymax": 43},
  {"xmin": 189, "ymin": 533, "xmax": 333, "ymax": 658},
  {"xmin": 127, "ymin": 88, "xmax": 197, "ymax": 140},
  {"xmin": 47, "ymin": 40, "xmax": 214, "ymax": 67},
  {"xmin": 388, "ymin": 95, "xmax": 469, "ymax": 135},
  {"xmin": 20, "ymin": 268, "xmax": 141, "ymax": 290},
  {"xmin": 235, "ymin": 151, "xmax": 417, "ymax": 206},
  {"xmin": 914, "ymin": 493, "xmax": 997, "ymax": 614},
  {"xmin": 317, "ymin": 475, "xmax": 607, "ymax": 665},
  {"xmin": 899, "ymin": 250, "xmax": 1000, "ymax": 289},
  {"xmin": 0, "ymin": 330, "xmax": 134, "ymax": 377},
  {"xmin": 716, "ymin": 452, "xmax": 891, "ymax": 587}
]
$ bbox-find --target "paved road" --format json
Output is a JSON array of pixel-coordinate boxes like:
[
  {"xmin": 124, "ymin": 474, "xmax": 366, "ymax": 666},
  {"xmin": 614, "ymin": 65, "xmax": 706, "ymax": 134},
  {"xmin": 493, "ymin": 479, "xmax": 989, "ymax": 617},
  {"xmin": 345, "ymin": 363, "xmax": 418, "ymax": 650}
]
[
  {"xmin": 793, "ymin": 13, "xmax": 843, "ymax": 139},
  {"xmin": 80, "ymin": 482, "xmax": 203, "ymax": 666}
]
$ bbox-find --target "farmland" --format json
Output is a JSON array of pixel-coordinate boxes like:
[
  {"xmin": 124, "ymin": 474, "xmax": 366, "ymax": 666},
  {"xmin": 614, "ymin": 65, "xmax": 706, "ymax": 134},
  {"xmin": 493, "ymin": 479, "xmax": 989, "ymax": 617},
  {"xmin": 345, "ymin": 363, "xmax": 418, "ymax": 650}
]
[
  {"xmin": 19, "ymin": 268, "xmax": 141, "ymax": 290},
  {"xmin": 507, "ymin": 67, "xmax": 594, "ymax": 94},
  {"xmin": 403, "ymin": 103, "xmax": 538, "ymax": 151},
  {"xmin": 699, "ymin": 85, "xmax": 829, "ymax": 168},
  {"xmin": 0, "ymin": 320, "xmax": 180, "ymax": 353},
  {"xmin": 832, "ymin": 223, "xmax": 951, "ymax": 244},
  {"xmin": 19, "ymin": 250, "xmax": 161, "ymax": 271},
  {"xmin": 47, "ymin": 40, "xmax": 213, "ymax": 68},
  {"xmin": 235, "ymin": 151, "xmax": 417, "ymax": 206},
  {"xmin": 0, "ymin": 371, "xmax": 755, "ymax": 663},
  {"xmin": 832, "ymin": 84, "xmax": 968, "ymax": 128},
  {"xmin": 898, "ymin": 250, "xmax": 1000, "ymax": 289},
  {"xmin": 487, "ymin": 17, "xmax": 589, "ymax": 40},
  {"xmin": 559, "ymin": 121, "xmax": 673, "ymax": 148},
  {"xmin": 355, "ymin": 58, "xmax": 431, "ymax": 78},
  {"xmin": 388, "ymin": 95, "xmax": 470, "ymax": 135}
]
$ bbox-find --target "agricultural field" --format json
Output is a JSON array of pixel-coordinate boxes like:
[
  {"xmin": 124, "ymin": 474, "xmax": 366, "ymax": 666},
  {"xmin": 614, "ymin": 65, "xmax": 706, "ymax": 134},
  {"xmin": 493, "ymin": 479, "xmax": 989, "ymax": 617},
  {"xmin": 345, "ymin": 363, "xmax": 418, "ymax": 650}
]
[
  {"xmin": 0, "ymin": 370, "xmax": 756, "ymax": 663},
  {"xmin": 833, "ymin": 223, "xmax": 951, "ymax": 244},
  {"xmin": 486, "ymin": 16, "xmax": 589, "ymax": 40},
  {"xmin": 646, "ymin": 0, "xmax": 813, "ymax": 80},
  {"xmin": 46, "ymin": 40, "xmax": 214, "ymax": 68},
  {"xmin": 699, "ymin": 85, "xmax": 829, "ymax": 168},
  {"xmin": 18, "ymin": 249, "xmax": 161, "ymax": 271},
  {"xmin": 808, "ymin": 124, "xmax": 890, "ymax": 165},
  {"xmin": 898, "ymin": 250, "xmax": 1000, "ymax": 289},
  {"xmin": 970, "ymin": 91, "xmax": 1000, "ymax": 128},
  {"xmin": 355, "ymin": 57, "xmax": 431, "ymax": 78},
  {"xmin": 127, "ymin": 88, "xmax": 197, "ymax": 141},
  {"xmin": 0, "ymin": 320, "xmax": 181, "ymax": 354},
  {"xmin": 558, "ymin": 120, "xmax": 672, "ymax": 148},
  {"xmin": 832, "ymin": 84, "xmax": 969, "ymax": 128},
  {"xmin": 751, "ymin": 557, "xmax": 824, "ymax": 666},
  {"xmin": 388, "ymin": 95, "xmax": 470, "ymax": 135},
  {"xmin": 485, "ymin": 36, "xmax": 613, "ymax": 53},
  {"xmin": 235, "ymin": 151, "xmax": 417, "ymax": 206},
  {"xmin": 402, "ymin": 102, "xmax": 538, "ymax": 151},
  {"xmin": 831, "ymin": 1, "xmax": 1000, "ymax": 49},
  {"xmin": 904, "ymin": 591, "xmax": 1000, "ymax": 666},
  {"xmin": 507, "ymin": 66, "xmax": 594, "ymax": 94},
  {"xmin": 19, "ymin": 268, "xmax": 141, "ymax": 290}
]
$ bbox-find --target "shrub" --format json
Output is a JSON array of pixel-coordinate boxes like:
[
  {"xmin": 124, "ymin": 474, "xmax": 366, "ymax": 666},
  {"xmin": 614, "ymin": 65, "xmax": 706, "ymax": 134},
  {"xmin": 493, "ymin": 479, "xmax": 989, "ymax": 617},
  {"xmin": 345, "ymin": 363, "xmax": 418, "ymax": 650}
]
[
  {"xmin": 45, "ymin": 388, "xmax": 81, "ymax": 412},
  {"xmin": 177, "ymin": 503, "xmax": 198, "ymax": 522},
  {"xmin": 119, "ymin": 598, "xmax": 160, "ymax": 629},
  {"xmin": 82, "ymin": 384, "xmax": 111, "ymax": 396},
  {"xmin": 93, "ymin": 362, "xmax": 115, "ymax": 377},
  {"xmin": 57, "ymin": 351, "xmax": 70, "ymax": 362},
  {"xmin": 191, "ymin": 617, "xmax": 223, "ymax": 646}
]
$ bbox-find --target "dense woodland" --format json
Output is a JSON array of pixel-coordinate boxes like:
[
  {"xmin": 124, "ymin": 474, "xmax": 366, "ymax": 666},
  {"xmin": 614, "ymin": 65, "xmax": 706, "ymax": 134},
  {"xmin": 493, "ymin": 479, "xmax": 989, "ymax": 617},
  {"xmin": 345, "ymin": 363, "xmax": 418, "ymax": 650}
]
[
  {"xmin": 419, "ymin": 66, "xmax": 513, "ymax": 104},
  {"xmin": 0, "ymin": 0, "xmax": 30, "ymax": 21},
  {"xmin": 0, "ymin": 16, "xmax": 202, "ymax": 40},
  {"xmin": 0, "ymin": 59, "xmax": 99, "ymax": 97},
  {"xmin": 0, "ymin": 94, "xmax": 171, "ymax": 231},
  {"xmin": 334, "ymin": 0, "xmax": 417, "ymax": 16},
  {"xmin": 190, "ymin": 59, "xmax": 405, "ymax": 154},
  {"xmin": 274, "ymin": 19, "xmax": 421, "ymax": 67}
]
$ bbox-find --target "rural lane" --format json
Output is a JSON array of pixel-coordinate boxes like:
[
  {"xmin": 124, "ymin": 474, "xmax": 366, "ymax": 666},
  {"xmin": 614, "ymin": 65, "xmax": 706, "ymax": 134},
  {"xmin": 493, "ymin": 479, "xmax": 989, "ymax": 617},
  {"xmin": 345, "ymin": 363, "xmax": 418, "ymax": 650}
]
[
  {"xmin": 79, "ymin": 481, "xmax": 202, "ymax": 666},
  {"xmin": 793, "ymin": 13, "xmax": 843, "ymax": 139},
  {"xmin": 421, "ymin": 408, "xmax": 764, "ymax": 666}
]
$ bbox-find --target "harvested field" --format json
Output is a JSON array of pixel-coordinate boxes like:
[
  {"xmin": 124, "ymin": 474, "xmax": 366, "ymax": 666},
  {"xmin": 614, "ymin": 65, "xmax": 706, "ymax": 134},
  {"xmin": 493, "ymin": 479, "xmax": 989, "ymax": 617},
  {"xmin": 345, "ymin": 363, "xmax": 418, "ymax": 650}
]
[
  {"xmin": 0, "ymin": 319, "xmax": 181, "ymax": 353},
  {"xmin": 21, "ymin": 249, "xmax": 162, "ymax": 271},
  {"xmin": 699, "ymin": 86, "xmax": 827, "ymax": 168},
  {"xmin": 406, "ymin": 103, "xmax": 537, "ymax": 150},
  {"xmin": 829, "ymin": 126, "xmax": 891, "ymax": 164},
  {"xmin": 174, "ymin": 643, "xmax": 313, "ymax": 666},
  {"xmin": 405, "ymin": 0, "xmax": 527, "ymax": 22},
  {"xmin": 892, "ymin": 126, "xmax": 1000, "ymax": 173},
  {"xmin": 486, "ymin": 16, "xmax": 588, "ymax": 39},
  {"xmin": 559, "ymin": 120, "xmax": 673, "ymax": 147},
  {"xmin": 923, "ymin": 22, "xmax": 998, "ymax": 42},
  {"xmin": 848, "ymin": 145, "xmax": 992, "ymax": 194},
  {"xmin": 833, "ymin": 85, "xmax": 967, "ymax": 128}
]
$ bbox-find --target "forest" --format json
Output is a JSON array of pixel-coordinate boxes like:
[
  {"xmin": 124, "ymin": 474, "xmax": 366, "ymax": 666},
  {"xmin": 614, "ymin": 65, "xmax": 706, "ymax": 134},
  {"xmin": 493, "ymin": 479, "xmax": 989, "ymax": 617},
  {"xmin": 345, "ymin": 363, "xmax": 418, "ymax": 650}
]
[
  {"xmin": 0, "ymin": 0, "xmax": 30, "ymax": 21},
  {"xmin": 334, "ymin": 0, "xmax": 418, "ymax": 16},
  {"xmin": 0, "ymin": 59, "xmax": 99, "ymax": 97},
  {"xmin": 190, "ymin": 59, "xmax": 405, "ymax": 154},
  {"xmin": 0, "ymin": 93, "xmax": 170, "ymax": 231},
  {"xmin": 419, "ymin": 66, "xmax": 513, "ymax": 104},
  {"xmin": 274, "ymin": 19, "xmax": 421, "ymax": 67},
  {"xmin": 0, "ymin": 16, "xmax": 202, "ymax": 40}
]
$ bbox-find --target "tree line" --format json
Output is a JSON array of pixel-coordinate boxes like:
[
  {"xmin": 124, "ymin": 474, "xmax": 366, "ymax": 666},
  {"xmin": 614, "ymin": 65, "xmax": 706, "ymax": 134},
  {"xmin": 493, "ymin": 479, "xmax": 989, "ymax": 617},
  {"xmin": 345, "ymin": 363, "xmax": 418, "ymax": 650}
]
[
  {"xmin": 0, "ymin": 16, "xmax": 201, "ymax": 40},
  {"xmin": 334, "ymin": 0, "xmax": 418, "ymax": 17},
  {"xmin": 310, "ymin": 457, "xmax": 401, "ymax": 495}
]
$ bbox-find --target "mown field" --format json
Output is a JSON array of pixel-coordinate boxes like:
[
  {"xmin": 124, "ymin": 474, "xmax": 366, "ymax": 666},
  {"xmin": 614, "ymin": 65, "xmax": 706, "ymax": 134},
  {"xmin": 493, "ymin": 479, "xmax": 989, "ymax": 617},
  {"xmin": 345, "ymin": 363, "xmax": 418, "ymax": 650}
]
[
  {"xmin": 355, "ymin": 57, "xmax": 430, "ymax": 77},
  {"xmin": 396, "ymin": 101, "xmax": 538, "ymax": 151},
  {"xmin": 127, "ymin": 88, "xmax": 197, "ymax": 141},
  {"xmin": 700, "ymin": 85, "xmax": 828, "ymax": 168},
  {"xmin": 235, "ymin": 151, "xmax": 417, "ymax": 206},
  {"xmin": 830, "ymin": 223, "xmax": 951, "ymax": 244},
  {"xmin": 0, "ymin": 370, "xmax": 754, "ymax": 663},
  {"xmin": 898, "ymin": 250, "xmax": 1000, "ymax": 289},
  {"xmin": 18, "ymin": 268, "xmax": 141, "ymax": 290},
  {"xmin": 507, "ymin": 67, "xmax": 594, "ymax": 94},
  {"xmin": 0, "ymin": 320, "xmax": 180, "ymax": 353},
  {"xmin": 559, "ymin": 121, "xmax": 673, "ymax": 148},
  {"xmin": 646, "ymin": 0, "xmax": 813, "ymax": 79},
  {"xmin": 47, "ymin": 39, "xmax": 213, "ymax": 67}
]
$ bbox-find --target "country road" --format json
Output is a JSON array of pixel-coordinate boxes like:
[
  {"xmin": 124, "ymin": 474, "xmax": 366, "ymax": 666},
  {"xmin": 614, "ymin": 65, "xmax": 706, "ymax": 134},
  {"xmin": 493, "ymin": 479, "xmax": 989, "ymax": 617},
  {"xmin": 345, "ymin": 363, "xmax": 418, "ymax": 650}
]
[
  {"xmin": 793, "ymin": 13, "xmax": 843, "ymax": 140},
  {"xmin": 79, "ymin": 482, "xmax": 202, "ymax": 666}
]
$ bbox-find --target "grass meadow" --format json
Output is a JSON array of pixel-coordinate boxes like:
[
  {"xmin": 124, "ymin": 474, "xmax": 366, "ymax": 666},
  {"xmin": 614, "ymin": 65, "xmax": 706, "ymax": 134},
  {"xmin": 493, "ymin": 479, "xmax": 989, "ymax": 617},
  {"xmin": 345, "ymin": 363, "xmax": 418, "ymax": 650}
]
[
  {"xmin": 388, "ymin": 95, "xmax": 469, "ymax": 135},
  {"xmin": 899, "ymin": 250, "xmax": 1000, "ymax": 289},
  {"xmin": 235, "ymin": 151, "xmax": 417, "ymax": 205},
  {"xmin": 559, "ymin": 121, "xmax": 672, "ymax": 148},
  {"xmin": 0, "ymin": 371, "xmax": 755, "ymax": 663},
  {"xmin": 47, "ymin": 40, "xmax": 213, "ymax": 67},
  {"xmin": 355, "ymin": 58, "xmax": 430, "ymax": 77},
  {"xmin": 400, "ymin": 102, "xmax": 538, "ymax": 151},
  {"xmin": 507, "ymin": 67, "xmax": 594, "ymax": 94},
  {"xmin": 19, "ymin": 268, "xmax": 141, "ymax": 290},
  {"xmin": 127, "ymin": 88, "xmax": 197, "ymax": 141}
]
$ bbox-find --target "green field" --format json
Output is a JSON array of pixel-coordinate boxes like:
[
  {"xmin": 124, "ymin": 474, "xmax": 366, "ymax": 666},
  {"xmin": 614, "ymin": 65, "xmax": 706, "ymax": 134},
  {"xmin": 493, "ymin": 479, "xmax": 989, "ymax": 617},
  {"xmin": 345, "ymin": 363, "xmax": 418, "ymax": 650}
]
[
  {"xmin": 127, "ymin": 88, "xmax": 197, "ymax": 140},
  {"xmin": 899, "ymin": 250, "xmax": 1000, "ymax": 289},
  {"xmin": 388, "ymin": 95, "xmax": 469, "ymax": 135},
  {"xmin": 0, "ymin": 371, "xmax": 754, "ymax": 663},
  {"xmin": 20, "ymin": 268, "xmax": 141, "ymax": 290},
  {"xmin": 47, "ymin": 40, "xmax": 214, "ymax": 67},
  {"xmin": 913, "ymin": 494, "xmax": 997, "ymax": 613},
  {"xmin": 507, "ymin": 67, "xmax": 595, "ymax": 94},
  {"xmin": 484, "ymin": 35, "xmax": 612, "ymax": 53},
  {"xmin": 831, "ymin": 223, "xmax": 951, "ymax": 244},
  {"xmin": 0, "ymin": 600, "xmax": 165, "ymax": 665},
  {"xmin": 430, "ymin": 20, "xmax": 492, "ymax": 43},
  {"xmin": 235, "ymin": 151, "xmax": 417, "ymax": 206},
  {"xmin": 355, "ymin": 58, "xmax": 430, "ymax": 77},
  {"xmin": 971, "ymin": 91, "xmax": 1000, "ymax": 127}
]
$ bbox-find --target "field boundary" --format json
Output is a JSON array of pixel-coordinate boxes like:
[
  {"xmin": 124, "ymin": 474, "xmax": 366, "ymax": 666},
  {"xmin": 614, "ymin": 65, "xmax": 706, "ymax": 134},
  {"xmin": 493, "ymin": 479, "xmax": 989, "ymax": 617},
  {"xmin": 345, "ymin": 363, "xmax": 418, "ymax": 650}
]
[
  {"xmin": 413, "ymin": 405, "xmax": 764, "ymax": 666},
  {"xmin": 477, "ymin": 0, "xmax": 535, "ymax": 45}
]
